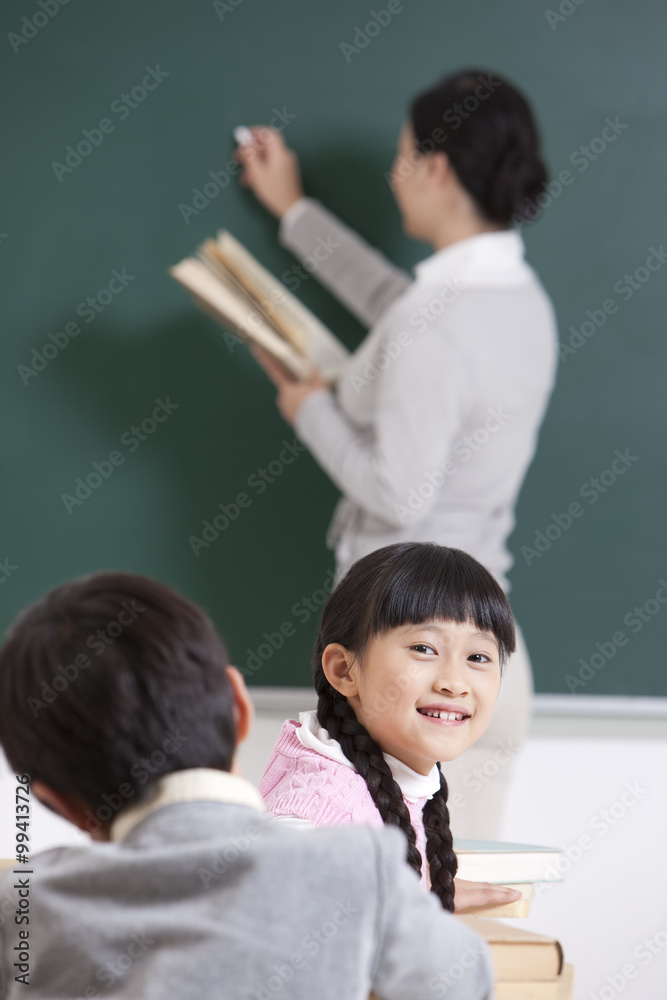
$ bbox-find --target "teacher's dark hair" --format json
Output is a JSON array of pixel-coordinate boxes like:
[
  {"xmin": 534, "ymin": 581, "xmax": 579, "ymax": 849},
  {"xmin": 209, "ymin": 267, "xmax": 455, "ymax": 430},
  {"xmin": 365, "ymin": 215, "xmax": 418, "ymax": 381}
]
[
  {"xmin": 410, "ymin": 69, "xmax": 548, "ymax": 226},
  {"xmin": 0, "ymin": 572, "xmax": 236, "ymax": 823},
  {"xmin": 313, "ymin": 542, "xmax": 515, "ymax": 911}
]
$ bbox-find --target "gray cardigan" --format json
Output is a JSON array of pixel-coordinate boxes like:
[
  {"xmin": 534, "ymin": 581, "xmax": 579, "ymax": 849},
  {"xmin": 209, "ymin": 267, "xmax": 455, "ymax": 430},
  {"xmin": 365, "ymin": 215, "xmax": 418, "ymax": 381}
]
[
  {"xmin": 0, "ymin": 777, "xmax": 494, "ymax": 999},
  {"xmin": 280, "ymin": 198, "xmax": 558, "ymax": 586}
]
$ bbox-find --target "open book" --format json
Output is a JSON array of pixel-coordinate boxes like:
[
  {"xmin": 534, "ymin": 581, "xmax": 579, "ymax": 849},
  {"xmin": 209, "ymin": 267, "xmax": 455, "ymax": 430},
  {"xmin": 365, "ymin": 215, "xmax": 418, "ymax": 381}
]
[{"xmin": 170, "ymin": 230, "xmax": 350, "ymax": 383}]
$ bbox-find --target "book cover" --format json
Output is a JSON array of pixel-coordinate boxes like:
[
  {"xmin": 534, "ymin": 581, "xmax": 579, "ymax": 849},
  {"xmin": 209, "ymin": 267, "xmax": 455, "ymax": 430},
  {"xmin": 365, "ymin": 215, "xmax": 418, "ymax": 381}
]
[{"xmin": 458, "ymin": 916, "xmax": 564, "ymax": 980}]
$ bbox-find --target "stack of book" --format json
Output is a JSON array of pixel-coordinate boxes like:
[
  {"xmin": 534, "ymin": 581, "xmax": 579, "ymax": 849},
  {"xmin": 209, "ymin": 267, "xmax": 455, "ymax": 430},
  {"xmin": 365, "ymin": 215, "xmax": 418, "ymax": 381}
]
[{"xmin": 454, "ymin": 840, "xmax": 574, "ymax": 999}]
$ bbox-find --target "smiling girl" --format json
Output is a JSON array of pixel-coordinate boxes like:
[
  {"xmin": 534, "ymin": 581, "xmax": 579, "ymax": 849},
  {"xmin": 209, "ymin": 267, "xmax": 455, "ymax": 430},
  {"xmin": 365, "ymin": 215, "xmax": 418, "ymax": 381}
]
[{"xmin": 259, "ymin": 542, "xmax": 521, "ymax": 912}]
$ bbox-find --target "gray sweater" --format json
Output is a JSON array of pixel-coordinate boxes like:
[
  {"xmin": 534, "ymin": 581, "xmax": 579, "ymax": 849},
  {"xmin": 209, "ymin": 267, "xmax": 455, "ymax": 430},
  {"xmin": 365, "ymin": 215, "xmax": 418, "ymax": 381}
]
[
  {"xmin": 280, "ymin": 199, "xmax": 558, "ymax": 587},
  {"xmin": 0, "ymin": 772, "xmax": 494, "ymax": 999}
]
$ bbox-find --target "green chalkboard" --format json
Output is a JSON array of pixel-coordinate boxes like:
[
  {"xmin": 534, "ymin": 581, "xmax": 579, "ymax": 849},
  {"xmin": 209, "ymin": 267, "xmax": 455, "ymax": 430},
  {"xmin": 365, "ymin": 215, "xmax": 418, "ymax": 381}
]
[{"xmin": 1, "ymin": 0, "xmax": 665, "ymax": 695}]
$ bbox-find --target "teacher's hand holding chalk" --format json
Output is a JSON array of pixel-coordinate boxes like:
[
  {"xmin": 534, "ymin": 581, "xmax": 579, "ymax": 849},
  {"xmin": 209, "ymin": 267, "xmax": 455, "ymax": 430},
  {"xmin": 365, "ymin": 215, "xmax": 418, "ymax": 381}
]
[
  {"xmin": 234, "ymin": 127, "xmax": 304, "ymax": 219},
  {"xmin": 235, "ymin": 126, "xmax": 326, "ymax": 407}
]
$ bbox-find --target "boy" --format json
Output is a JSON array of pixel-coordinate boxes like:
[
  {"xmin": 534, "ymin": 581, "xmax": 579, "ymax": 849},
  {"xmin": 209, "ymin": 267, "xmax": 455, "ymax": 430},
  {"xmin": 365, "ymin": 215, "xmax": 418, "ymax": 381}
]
[{"xmin": 0, "ymin": 571, "xmax": 494, "ymax": 999}]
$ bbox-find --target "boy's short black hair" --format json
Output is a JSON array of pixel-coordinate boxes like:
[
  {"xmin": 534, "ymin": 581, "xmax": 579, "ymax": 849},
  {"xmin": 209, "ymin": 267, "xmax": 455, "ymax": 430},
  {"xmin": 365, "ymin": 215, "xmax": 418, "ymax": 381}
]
[{"xmin": 0, "ymin": 572, "xmax": 236, "ymax": 823}]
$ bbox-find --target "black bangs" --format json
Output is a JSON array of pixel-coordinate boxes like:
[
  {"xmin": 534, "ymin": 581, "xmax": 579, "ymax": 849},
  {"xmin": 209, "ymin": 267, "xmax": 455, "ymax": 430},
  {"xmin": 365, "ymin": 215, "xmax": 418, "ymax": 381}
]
[
  {"xmin": 368, "ymin": 546, "xmax": 516, "ymax": 664},
  {"xmin": 312, "ymin": 543, "xmax": 516, "ymax": 680}
]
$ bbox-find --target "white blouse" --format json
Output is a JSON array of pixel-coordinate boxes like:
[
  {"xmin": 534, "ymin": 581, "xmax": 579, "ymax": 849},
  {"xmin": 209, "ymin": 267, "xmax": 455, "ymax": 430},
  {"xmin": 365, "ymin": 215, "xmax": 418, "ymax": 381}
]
[{"xmin": 279, "ymin": 198, "xmax": 558, "ymax": 588}]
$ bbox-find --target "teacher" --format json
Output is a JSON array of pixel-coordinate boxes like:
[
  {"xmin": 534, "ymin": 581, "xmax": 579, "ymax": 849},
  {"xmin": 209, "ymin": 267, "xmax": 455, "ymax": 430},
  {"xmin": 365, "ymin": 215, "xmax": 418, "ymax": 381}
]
[{"xmin": 236, "ymin": 69, "xmax": 558, "ymax": 839}]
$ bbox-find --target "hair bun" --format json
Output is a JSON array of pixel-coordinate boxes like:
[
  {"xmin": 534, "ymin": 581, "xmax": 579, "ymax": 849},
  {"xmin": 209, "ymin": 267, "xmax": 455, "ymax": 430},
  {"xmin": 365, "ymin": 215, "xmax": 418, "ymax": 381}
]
[
  {"xmin": 487, "ymin": 146, "xmax": 548, "ymax": 223},
  {"xmin": 410, "ymin": 69, "xmax": 548, "ymax": 227}
]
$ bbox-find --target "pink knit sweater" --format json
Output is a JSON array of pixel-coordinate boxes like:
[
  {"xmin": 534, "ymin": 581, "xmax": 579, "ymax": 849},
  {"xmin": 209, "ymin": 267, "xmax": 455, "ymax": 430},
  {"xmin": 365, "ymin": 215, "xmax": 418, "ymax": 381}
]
[{"xmin": 259, "ymin": 718, "xmax": 429, "ymax": 888}]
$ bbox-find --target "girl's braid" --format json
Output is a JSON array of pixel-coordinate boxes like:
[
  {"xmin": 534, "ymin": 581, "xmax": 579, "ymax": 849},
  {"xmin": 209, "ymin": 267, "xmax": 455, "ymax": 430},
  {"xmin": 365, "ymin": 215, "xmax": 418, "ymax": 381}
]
[
  {"xmin": 318, "ymin": 686, "xmax": 423, "ymax": 877},
  {"xmin": 422, "ymin": 767, "xmax": 458, "ymax": 911}
]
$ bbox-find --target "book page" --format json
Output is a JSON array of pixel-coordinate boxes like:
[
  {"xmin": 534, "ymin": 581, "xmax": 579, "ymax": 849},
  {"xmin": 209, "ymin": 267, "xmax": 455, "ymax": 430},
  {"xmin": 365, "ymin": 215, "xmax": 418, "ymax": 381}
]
[
  {"xmin": 170, "ymin": 259, "xmax": 312, "ymax": 380},
  {"xmin": 200, "ymin": 240, "xmax": 306, "ymax": 355},
  {"xmin": 214, "ymin": 231, "xmax": 350, "ymax": 382}
]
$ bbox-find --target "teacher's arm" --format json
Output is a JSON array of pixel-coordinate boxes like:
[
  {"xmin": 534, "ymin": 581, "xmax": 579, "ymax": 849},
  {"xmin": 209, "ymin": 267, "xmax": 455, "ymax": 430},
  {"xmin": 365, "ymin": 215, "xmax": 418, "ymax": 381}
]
[
  {"xmin": 252, "ymin": 320, "xmax": 471, "ymax": 527},
  {"xmin": 236, "ymin": 128, "xmax": 412, "ymax": 328},
  {"xmin": 279, "ymin": 198, "xmax": 412, "ymax": 329}
]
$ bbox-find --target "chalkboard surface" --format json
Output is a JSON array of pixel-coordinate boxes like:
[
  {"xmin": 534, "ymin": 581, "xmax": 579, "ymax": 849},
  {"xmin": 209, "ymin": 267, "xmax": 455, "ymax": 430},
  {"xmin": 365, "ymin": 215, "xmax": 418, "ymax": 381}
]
[{"xmin": 1, "ymin": 0, "xmax": 665, "ymax": 695}]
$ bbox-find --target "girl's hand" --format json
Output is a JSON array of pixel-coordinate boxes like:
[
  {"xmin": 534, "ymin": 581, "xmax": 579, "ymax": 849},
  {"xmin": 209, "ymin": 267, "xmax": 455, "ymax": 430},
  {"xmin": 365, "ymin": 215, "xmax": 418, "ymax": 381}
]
[
  {"xmin": 234, "ymin": 128, "xmax": 304, "ymax": 219},
  {"xmin": 453, "ymin": 879, "xmax": 522, "ymax": 913},
  {"xmin": 250, "ymin": 345, "xmax": 328, "ymax": 426}
]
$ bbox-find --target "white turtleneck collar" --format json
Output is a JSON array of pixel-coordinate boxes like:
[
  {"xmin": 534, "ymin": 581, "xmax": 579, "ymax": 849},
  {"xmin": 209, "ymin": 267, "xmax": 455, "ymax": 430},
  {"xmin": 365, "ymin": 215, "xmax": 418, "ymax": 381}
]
[
  {"xmin": 412, "ymin": 227, "xmax": 533, "ymax": 288},
  {"xmin": 295, "ymin": 710, "xmax": 441, "ymax": 803}
]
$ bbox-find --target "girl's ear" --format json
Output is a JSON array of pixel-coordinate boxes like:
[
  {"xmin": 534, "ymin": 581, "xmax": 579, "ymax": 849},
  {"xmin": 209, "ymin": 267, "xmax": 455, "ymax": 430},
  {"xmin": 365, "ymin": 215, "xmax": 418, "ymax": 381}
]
[{"xmin": 321, "ymin": 643, "xmax": 359, "ymax": 698}]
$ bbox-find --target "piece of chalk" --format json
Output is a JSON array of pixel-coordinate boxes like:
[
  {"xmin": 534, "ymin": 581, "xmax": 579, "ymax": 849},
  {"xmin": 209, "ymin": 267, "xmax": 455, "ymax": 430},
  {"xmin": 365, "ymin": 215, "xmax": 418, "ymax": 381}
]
[{"xmin": 234, "ymin": 126, "xmax": 255, "ymax": 146}]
